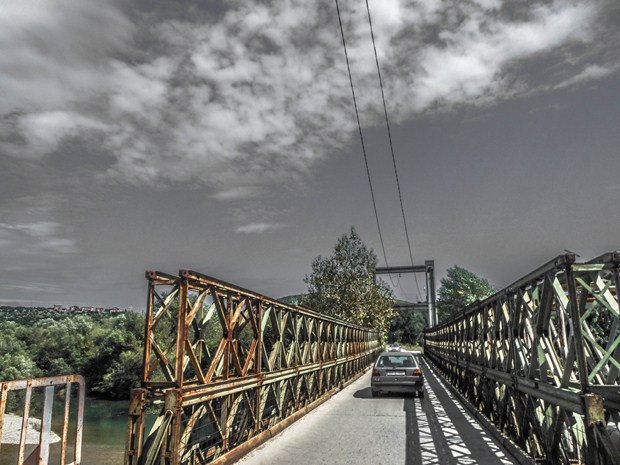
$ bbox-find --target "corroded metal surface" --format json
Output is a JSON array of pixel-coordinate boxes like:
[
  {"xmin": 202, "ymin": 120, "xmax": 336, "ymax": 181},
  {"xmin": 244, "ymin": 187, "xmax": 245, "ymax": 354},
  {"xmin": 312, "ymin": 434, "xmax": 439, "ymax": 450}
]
[
  {"xmin": 0, "ymin": 374, "xmax": 85, "ymax": 465},
  {"xmin": 125, "ymin": 270, "xmax": 381, "ymax": 465},
  {"xmin": 424, "ymin": 252, "xmax": 620, "ymax": 464}
]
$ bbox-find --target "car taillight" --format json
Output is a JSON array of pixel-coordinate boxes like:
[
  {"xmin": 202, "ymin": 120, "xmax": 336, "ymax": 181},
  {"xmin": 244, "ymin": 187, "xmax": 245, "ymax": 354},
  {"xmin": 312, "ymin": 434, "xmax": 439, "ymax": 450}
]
[
  {"xmin": 372, "ymin": 369, "xmax": 380, "ymax": 377},
  {"xmin": 412, "ymin": 369, "xmax": 422, "ymax": 376}
]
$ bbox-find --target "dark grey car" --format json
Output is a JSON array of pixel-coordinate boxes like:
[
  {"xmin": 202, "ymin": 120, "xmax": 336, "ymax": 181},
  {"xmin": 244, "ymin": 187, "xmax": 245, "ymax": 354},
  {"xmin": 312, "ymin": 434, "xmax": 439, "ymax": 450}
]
[{"xmin": 370, "ymin": 352, "xmax": 424, "ymax": 398}]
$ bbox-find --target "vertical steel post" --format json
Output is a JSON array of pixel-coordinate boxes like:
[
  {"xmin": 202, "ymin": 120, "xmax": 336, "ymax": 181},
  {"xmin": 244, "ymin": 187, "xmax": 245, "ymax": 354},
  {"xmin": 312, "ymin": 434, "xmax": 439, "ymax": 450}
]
[
  {"xmin": 0, "ymin": 383, "xmax": 7, "ymax": 454},
  {"xmin": 143, "ymin": 274, "xmax": 155, "ymax": 384},
  {"xmin": 17, "ymin": 382, "xmax": 32, "ymax": 465},
  {"xmin": 255, "ymin": 301, "xmax": 262, "ymax": 435},
  {"xmin": 426, "ymin": 260, "xmax": 436, "ymax": 327},
  {"xmin": 38, "ymin": 386, "xmax": 54, "ymax": 464},
  {"xmin": 565, "ymin": 256, "xmax": 603, "ymax": 465}
]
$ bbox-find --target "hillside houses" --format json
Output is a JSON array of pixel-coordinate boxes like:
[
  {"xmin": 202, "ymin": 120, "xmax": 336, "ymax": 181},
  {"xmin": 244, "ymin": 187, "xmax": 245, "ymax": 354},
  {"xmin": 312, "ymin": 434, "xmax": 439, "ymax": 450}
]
[{"xmin": 0, "ymin": 306, "xmax": 129, "ymax": 324}]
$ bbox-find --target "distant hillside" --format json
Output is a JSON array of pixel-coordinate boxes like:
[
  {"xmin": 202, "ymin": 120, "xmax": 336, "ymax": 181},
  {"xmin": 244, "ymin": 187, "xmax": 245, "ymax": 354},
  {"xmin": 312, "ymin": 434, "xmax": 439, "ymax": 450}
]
[
  {"xmin": 278, "ymin": 294, "xmax": 304, "ymax": 306},
  {"xmin": 0, "ymin": 305, "xmax": 127, "ymax": 325},
  {"xmin": 277, "ymin": 296, "xmax": 416, "ymax": 308}
]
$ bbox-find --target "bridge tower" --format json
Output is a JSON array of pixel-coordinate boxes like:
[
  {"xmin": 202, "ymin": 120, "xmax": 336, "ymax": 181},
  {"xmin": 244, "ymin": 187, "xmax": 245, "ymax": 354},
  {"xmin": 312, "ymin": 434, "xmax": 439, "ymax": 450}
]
[{"xmin": 375, "ymin": 260, "xmax": 437, "ymax": 326}]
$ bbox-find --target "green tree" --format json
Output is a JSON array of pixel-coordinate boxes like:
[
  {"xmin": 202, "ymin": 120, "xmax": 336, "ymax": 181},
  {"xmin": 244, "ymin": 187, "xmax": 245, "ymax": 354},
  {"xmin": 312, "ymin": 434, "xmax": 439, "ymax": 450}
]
[
  {"xmin": 388, "ymin": 310, "xmax": 427, "ymax": 347},
  {"xmin": 95, "ymin": 348, "xmax": 144, "ymax": 399},
  {"xmin": 79, "ymin": 313, "xmax": 145, "ymax": 399},
  {"xmin": 302, "ymin": 227, "xmax": 395, "ymax": 336},
  {"xmin": 0, "ymin": 322, "xmax": 41, "ymax": 381},
  {"xmin": 437, "ymin": 266, "xmax": 494, "ymax": 324}
]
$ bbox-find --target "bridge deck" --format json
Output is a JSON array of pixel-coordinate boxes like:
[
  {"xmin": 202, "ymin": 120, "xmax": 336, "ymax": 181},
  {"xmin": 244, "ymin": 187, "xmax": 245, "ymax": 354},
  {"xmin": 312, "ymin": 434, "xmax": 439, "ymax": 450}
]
[{"xmin": 238, "ymin": 357, "xmax": 518, "ymax": 465}]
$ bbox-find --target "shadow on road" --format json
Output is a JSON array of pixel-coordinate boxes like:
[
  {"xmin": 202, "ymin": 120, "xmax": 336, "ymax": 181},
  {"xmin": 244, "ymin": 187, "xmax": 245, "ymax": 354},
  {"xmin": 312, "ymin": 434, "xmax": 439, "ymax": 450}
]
[
  {"xmin": 354, "ymin": 387, "xmax": 420, "ymax": 400},
  {"xmin": 404, "ymin": 397, "xmax": 423, "ymax": 465},
  {"xmin": 353, "ymin": 387, "xmax": 373, "ymax": 399}
]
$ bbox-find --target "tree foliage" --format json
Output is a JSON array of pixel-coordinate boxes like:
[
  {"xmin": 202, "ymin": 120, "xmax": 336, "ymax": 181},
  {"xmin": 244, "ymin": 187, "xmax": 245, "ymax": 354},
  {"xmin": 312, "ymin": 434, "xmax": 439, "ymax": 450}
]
[
  {"xmin": 436, "ymin": 266, "xmax": 494, "ymax": 324},
  {"xmin": 301, "ymin": 227, "xmax": 395, "ymax": 336},
  {"xmin": 0, "ymin": 309, "xmax": 145, "ymax": 400},
  {"xmin": 388, "ymin": 309, "xmax": 427, "ymax": 347}
]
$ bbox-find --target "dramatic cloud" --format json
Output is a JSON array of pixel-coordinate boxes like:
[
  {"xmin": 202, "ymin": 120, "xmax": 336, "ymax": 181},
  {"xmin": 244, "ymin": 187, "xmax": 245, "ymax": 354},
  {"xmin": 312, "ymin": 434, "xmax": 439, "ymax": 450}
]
[
  {"xmin": 0, "ymin": 0, "xmax": 615, "ymax": 196},
  {"xmin": 0, "ymin": 0, "xmax": 132, "ymax": 113}
]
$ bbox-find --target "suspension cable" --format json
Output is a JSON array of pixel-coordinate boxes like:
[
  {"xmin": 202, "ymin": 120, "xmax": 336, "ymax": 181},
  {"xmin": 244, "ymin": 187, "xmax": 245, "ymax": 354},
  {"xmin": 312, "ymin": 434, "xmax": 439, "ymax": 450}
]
[
  {"xmin": 334, "ymin": 0, "xmax": 392, "ymax": 275},
  {"xmin": 364, "ymin": 0, "xmax": 422, "ymax": 299}
]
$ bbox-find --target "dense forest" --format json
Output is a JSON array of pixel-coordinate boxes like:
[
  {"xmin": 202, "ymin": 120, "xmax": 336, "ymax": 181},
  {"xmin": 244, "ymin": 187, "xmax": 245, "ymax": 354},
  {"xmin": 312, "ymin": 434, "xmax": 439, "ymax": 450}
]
[{"xmin": 0, "ymin": 306, "xmax": 144, "ymax": 400}]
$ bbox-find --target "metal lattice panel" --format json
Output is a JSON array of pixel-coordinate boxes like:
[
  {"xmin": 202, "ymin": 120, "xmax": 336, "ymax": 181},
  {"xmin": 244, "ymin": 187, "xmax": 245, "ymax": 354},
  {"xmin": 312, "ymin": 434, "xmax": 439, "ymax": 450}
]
[
  {"xmin": 125, "ymin": 270, "xmax": 381, "ymax": 465},
  {"xmin": 424, "ymin": 252, "xmax": 620, "ymax": 465}
]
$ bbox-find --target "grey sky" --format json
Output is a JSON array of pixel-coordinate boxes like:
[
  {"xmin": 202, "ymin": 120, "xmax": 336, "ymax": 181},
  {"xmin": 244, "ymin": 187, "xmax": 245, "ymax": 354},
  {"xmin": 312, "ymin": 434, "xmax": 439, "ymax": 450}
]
[{"xmin": 1, "ymin": 0, "xmax": 619, "ymax": 309}]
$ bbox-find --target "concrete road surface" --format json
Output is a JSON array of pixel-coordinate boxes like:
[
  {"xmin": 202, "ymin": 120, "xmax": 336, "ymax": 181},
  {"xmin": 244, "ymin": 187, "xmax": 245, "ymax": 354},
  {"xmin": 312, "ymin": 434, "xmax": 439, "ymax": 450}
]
[{"xmin": 238, "ymin": 358, "xmax": 518, "ymax": 465}]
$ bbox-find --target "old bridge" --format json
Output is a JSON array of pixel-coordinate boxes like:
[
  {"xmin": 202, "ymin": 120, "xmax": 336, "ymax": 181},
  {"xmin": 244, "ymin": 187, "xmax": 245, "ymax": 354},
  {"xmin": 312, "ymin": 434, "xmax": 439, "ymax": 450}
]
[{"xmin": 2, "ymin": 251, "xmax": 620, "ymax": 464}]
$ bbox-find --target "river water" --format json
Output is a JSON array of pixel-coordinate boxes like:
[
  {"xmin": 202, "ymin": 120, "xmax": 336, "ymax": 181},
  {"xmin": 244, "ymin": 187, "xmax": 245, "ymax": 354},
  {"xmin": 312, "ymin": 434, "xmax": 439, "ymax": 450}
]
[{"xmin": 1, "ymin": 398, "xmax": 128, "ymax": 465}]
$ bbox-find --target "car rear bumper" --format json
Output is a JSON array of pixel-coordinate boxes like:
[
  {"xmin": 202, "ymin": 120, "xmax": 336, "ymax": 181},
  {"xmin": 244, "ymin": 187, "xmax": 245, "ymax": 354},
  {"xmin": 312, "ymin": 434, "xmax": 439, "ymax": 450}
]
[
  {"xmin": 372, "ymin": 384, "xmax": 424, "ymax": 394},
  {"xmin": 371, "ymin": 378, "xmax": 424, "ymax": 393}
]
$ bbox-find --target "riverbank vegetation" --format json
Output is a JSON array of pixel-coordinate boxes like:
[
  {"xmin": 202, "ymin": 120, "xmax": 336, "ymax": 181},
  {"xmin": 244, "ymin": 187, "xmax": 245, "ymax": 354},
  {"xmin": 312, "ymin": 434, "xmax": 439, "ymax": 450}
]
[{"xmin": 0, "ymin": 307, "xmax": 144, "ymax": 400}]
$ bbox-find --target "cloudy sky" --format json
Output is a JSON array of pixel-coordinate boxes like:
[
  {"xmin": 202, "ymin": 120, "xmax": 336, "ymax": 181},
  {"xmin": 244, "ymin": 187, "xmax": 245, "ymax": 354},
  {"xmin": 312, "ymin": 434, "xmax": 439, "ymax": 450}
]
[{"xmin": 1, "ymin": 0, "xmax": 619, "ymax": 309}]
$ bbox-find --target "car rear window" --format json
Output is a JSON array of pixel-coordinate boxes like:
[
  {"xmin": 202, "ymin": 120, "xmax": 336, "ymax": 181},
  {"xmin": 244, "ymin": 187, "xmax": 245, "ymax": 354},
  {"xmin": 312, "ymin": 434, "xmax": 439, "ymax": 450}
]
[{"xmin": 377, "ymin": 355, "xmax": 416, "ymax": 368}]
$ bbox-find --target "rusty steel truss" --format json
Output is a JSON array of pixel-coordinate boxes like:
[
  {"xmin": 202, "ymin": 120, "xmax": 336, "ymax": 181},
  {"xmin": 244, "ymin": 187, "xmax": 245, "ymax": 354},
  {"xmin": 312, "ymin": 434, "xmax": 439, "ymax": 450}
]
[
  {"xmin": 125, "ymin": 270, "xmax": 381, "ymax": 465},
  {"xmin": 424, "ymin": 252, "xmax": 620, "ymax": 464}
]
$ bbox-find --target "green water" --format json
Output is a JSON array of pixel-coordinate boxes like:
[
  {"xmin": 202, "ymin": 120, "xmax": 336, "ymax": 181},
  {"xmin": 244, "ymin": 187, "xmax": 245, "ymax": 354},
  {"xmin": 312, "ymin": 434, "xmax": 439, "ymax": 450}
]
[
  {"xmin": 78, "ymin": 398, "xmax": 128, "ymax": 464},
  {"xmin": 1, "ymin": 398, "xmax": 128, "ymax": 465}
]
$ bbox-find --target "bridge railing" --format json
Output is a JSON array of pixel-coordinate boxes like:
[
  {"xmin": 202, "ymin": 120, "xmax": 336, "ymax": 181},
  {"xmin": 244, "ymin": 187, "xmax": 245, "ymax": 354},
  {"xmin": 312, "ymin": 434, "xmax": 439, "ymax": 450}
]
[
  {"xmin": 0, "ymin": 374, "xmax": 85, "ymax": 465},
  {"xmin": 424, "ymin": 252, "xmax": 620, "ymax": 464},
  {"xmin": 125, "ymin": 270, "xmax": 381, "ymax": 465}
]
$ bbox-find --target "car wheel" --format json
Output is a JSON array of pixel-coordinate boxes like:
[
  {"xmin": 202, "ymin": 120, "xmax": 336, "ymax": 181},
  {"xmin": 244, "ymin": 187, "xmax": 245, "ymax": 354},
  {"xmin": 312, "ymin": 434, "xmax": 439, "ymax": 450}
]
[{"xmin": 371, "ymin": 389, "xmax": 378, "ymax": 398}]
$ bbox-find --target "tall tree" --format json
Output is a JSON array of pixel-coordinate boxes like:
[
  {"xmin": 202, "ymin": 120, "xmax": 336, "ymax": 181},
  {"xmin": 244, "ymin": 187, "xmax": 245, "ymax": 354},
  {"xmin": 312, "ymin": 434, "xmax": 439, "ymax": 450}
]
[
  {"xmin": 302, "ymin": 227, "xmax": 395, "ymax": 335},
  {"xmin": 437, "ymin": 266, "xmax": 494, "ymax": 324}
]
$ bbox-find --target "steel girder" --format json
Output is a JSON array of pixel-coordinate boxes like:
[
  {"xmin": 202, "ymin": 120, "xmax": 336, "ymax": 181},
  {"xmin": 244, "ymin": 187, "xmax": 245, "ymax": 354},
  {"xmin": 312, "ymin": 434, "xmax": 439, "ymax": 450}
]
[
  {"xmin": 424, "ymin": 252, "xmax": 620, "ymax": 464},
  {"xmin": 124, "ymin": 270, "xmax": 381, "ymax": 465}
]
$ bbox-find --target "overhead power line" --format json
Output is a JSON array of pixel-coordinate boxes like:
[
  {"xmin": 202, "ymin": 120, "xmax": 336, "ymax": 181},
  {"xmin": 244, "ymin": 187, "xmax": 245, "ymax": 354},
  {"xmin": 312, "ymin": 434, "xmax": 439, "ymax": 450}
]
[
  {"xmin": 334, "ymin": 0, "xmax": 392, "ymax": 274},
  {"xmin": 364, "ymin": 0, "xmax": 422, "ymax": 299}
]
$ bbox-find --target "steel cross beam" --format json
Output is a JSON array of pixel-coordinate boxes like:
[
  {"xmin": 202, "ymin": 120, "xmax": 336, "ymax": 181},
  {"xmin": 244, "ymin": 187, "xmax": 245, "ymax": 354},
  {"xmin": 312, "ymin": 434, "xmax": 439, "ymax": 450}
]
[
  {"xmin": 375, "ymin": 260, "xmax": 437, "ymax": 326},
  {"xmin": 424, "ymin": 251, "xmax": 620, "ymax": 465},
  {"xmin": 125, "ymin": 270, "xmax": 381, "ymax": 465}
]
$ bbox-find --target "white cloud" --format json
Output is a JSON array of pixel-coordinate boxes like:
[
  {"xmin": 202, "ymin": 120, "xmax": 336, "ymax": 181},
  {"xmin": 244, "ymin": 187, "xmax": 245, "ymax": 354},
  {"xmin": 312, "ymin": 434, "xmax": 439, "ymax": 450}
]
[
  {"xmin": 555, "ymin": 64, "xmax": 616, "ymax": 89},
  {"xmin": 0, "ymin": 0, "xmax": 611, "ymax": 196},
  {"xmin": 213, "ymin": 186, "xmax": 264, "ymax": 200},
  {"xmin": 235, "ymin": 222, "xmax": 287, "ymax": 234},
  {"xmin": 2, "ymin": 111, "xmax": 107, "ymax": 159},
  {"xmin": 0, "ymin": 0, "xmax": 132, "ymax": 113},
  {"xmin": 409, "ymin": 2, "xmax": 598, "ymax": 111}
]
